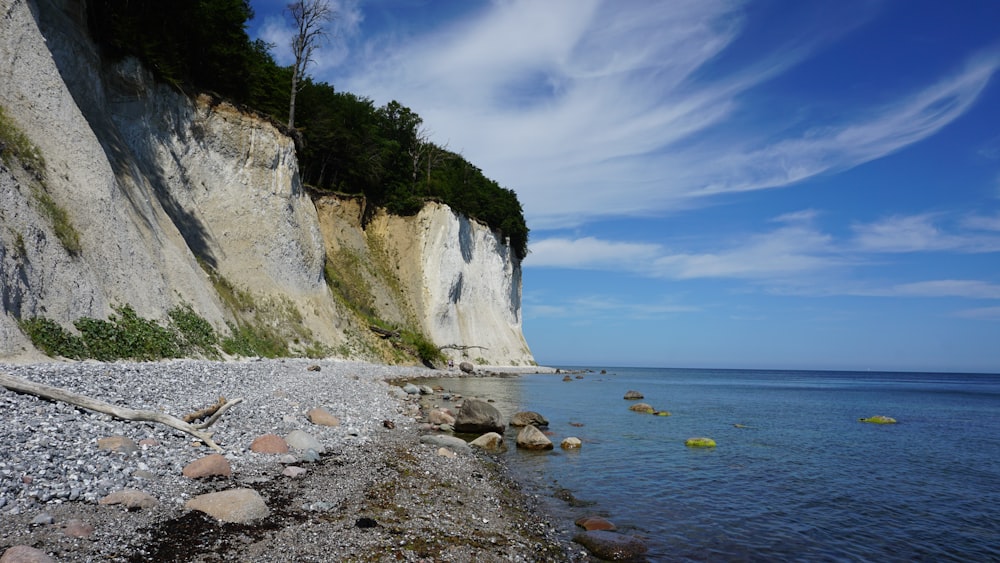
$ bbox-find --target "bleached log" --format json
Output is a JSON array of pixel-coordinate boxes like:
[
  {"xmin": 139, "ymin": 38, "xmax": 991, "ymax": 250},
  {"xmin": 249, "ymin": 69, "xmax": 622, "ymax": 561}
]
[{"xmin": 0, "ymin": 372, "xmax": 242, "ymax": 452}]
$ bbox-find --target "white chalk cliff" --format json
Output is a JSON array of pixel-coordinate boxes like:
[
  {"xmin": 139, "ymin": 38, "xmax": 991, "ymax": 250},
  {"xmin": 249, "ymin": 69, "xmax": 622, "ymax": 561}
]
[{"xmin": 0, "ymin": 0, "xmax": 534, "ymax": 366}]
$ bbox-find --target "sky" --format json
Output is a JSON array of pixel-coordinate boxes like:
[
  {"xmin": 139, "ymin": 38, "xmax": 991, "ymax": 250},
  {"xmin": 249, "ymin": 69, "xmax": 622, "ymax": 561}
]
[{"xmin": 246, "ymin": 0, "xmax": 1000, "ymax": 373}]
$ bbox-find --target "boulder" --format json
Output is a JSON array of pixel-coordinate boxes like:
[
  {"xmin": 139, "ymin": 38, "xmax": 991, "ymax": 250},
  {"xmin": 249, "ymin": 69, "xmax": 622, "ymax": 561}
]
[
  {"xmin": 859, "ymin": 415, "xmax": 897, "ymax": 424},
  {"xmin": 419, "ymin": 385, "xmax": 435, "ymax": 395},
  {"xmin": 428, "ymin": 408, "xmax": 456, "ymax": 426},
  {"xmin": 250, "ymin": 433, "xmax": 289, "ymax": 454},
  {"xmin": 454, "ymin": 399, "xmax": 505, "ymax": 434},
  {"xmin": 575, "ymin": 516, "xmax": 616, "ymax": 531},
  {"xmin": 307, "ymin": 407, "xmax": 340, "ymax": 426},
  {"xmin": 685, "ymin": 437, "xmax": 716, "ymax": 448},
  {"xmin": 516, "ymin": 425, "xmax": 554, "ymax": 450},
  {"xmin": 562, "ymin": 375, "xmax": 572, "ymax": 381},
  {"xmin": 402, "ymin": 383, "xmax": 420, "ymax": 395},
  {"xmin": 0, "ymin": 546, "xmax": 56, "ymax": 563},
  {"xmin": 560, "ymin": 437, "xmax": 582, "ymax": 449},
  {"xmin": 623, "ymin": 390, "xmax": 644, "ymax": 400},
  {"xmin": 282, "ymin": 466, "xmax": 307, "ymax": 479},
  {"xmin": 628, "ymin": 403, "xmax": 655, "ymax": 414},
  {"xmin": 182, "ymin": 453, "xmax": 232, "ymax": 479},
  {"xmin": 459, "ymin": 361, "xmax": 475, "ymax": 374},
  {"xmin": 510, "ymin": 411, "xmax": 549, "ymax": 427},
  {"xmin": 60, "ymin": 519, "xmax": 95, "ymax": 539},
  {"xmin": 573, "ymin": 530, "xmax": 648, "ymax": 561},
  {"xmin": 98, "ymin": 489, "xmax": 158, "ymax": 509},
  {"xmin": 185, "ymin": 488, "xmax": 270, "ymax": 523},
  {"xmin": 469, "ymin": 432, "xmax": 506, "ymax": 452},
  {"xmin": 285, "ymin": 430, "xmax": 325, "ymax": 454},
  {"xmin": 419, "ymin": 434, "xmax": 470, "ymax": 451}
]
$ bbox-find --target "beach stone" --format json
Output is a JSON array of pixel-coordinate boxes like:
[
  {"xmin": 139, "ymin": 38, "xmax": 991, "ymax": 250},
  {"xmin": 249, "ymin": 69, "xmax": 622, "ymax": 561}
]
[
  {"xmin": 60, "ymin": 519, "xmax": 95, "ymax": 538},
  {"xmin": 859, "ymin": 415, "xmax": 897, "ymax": 424},
  {"xmin": 459, "ymin": 361, "xmax": 475, "ymax": 374},
  {"xmin": 96, "ymin": 435, "xmax": 138, "ymax": 454},
  {"xmin": 623, "ymin": 390, "xmax": 644, "ymax": 400},
  {"xmin": 573, "ymin": 530, "xmax": 648, "ymax": 560},
  {"xmin": 629, "ymin": 403, "xmax": 655, "ymax": 414},
  {"xmin": 138, "ymin": 438, "xmax": 160, "ymax": 448},
  {"xmin": 99, "ymin": 489, "xmax": 158, "ymax": 510},
  {"xmin": 516, "ymin": 425, "xmax": 554, "ymax": 450},
  {"xmin": 454, "ymin": 399, "xmax": 505, "ymax": 434},
  {"xmin": 185, "ymin": 488, "xmax": 270, "ymax": 523},
  {"xmin": 428, "ymin": 408, "xmax": 455, "ymax": 426},
  {"xmin": 0, "ymin": 546, "xmax": 56, "ymax": 563},
  {"xmin": 402, "ymin": 383, "xmax": 420, "ymax": 395},
  {"xmin": 307, "ymin": 407, "xmax": 340, "ymax": 426},
  {"xmin": 306, "ymin": 364, "xmax": 321, "ymax": 371},
  {"xmin": 250, "ymin": 433, "xmax": 289, "ymax": 454},
  {"xmin": 575, "ymin": 516, "xmax": 616, "ymax": 531},
  {"xmin": 469, "ymin": 432, "xmax": 506, "ymax": 452},
  {"xmin": 419, "ymin": 385, "xmax": 435, "ymax": 395},
  {"xmin": 419, "ymin": 434, "xmax": 470, "ymax": 451},
  {"xmin": 685, "ymin": 437, "xmax": 717, "ymax": 448},
  {"xmin": 510, "ymin": 411, "xmax": 549, "ymax": 427},
  {"xmin": 561, "ymin": 437, "xmax": 582, "ymax": 449},
  {"xmin": 182, "ymin": 453, "xmax": 232, "ymax": 479},
  {"xmin": 285, "ymin": 430, "xmax": 325, "ymax": 453},
  {"xmin": 562, "ymin": 375, "xmax": 572, "ymax": 381},
  {"xmin": 436, "ymin": 447, "xmax": 457, "ymax": 458},
  {"xmin": 30, "ymin": 513, "xmax": 54, "ymax": 526},
  {"xmin": 282, "ymin": 466, "xmax": 307, "ymax": 479}
]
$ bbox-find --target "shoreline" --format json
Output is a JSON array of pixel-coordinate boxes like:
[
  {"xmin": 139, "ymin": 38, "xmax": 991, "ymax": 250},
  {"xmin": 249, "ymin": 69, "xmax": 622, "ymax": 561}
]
[{"xmin": 0, "ymin": 358, "xmax": 581, "ymax": 561}]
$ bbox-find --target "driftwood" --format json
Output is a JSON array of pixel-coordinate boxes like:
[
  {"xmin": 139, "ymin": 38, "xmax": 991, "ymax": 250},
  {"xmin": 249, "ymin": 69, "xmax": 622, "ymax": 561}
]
[
  {"xmin": 369, "ymin": 325, "xmax": 400, "ymax": 339},
  {"xmin": 183, "ymin": 396, "xmax": 227, "ymax": 423},
  {"xmin": 439, "ymin": 344, "xmax": 489, "ymax": 352},
  {"xmin": 0, "ymin": 372, "xmax": 242, "ymax": 452}
]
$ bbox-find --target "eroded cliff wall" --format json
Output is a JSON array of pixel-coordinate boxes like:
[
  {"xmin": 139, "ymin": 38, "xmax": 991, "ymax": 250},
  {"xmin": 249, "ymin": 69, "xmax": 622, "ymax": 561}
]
[{"xmin": 0, "ymin": 0, "xmax": 534, "ymax": 366}]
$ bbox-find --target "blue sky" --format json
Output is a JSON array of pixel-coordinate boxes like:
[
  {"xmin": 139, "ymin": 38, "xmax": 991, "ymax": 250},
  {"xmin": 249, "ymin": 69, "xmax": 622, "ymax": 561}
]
[{"xmin": 247, "ymin": 0, "xmax": 1000, "ymax": 373}]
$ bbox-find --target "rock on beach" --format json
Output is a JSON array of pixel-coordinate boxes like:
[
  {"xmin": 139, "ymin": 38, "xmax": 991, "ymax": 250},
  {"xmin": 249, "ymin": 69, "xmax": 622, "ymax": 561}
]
[
  {"xmin": 573, "ymin": 530, "xmax": 648, "ymax": 560},
  {"xmin": 185, "ymin": 488, "xmax": 270, "ymax": 523},
  {"xmin": 453, "ymin": 398, "xmax": 505, "ymax": 434}
]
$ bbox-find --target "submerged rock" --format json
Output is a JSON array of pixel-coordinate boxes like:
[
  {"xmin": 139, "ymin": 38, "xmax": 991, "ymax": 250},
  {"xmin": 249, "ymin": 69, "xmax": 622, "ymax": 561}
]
[
  {"xmin": 623, "ymin": 390, "xmax": 644, "ymax": 400},
  {"xmin": 560, "ymin": 437, "xmax": 582, "ymax": 449},
  {"xmin": 859, "ymin": 415, "xmax": 897, "ymax": 424},
  {"xmin": 573, "ymin": 530, "xmax": 648, "ymax": 560},
  {"xmin": 628, "ymin": 403, "xmax": 655, "ymax": 414},
  {"xmin": 469, "ymin": 432, "xmax": 506, "ymax": 452},
  {"xmin": 685, "ymin": 437, "xmax": 716, "ymax": 448},
  {"xmin": 575, "ymin": 515, "xmax": 616, "ymax": 531}
]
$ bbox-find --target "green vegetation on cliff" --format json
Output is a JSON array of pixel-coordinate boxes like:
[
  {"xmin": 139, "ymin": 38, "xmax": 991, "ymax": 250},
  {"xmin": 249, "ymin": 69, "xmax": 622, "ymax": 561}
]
[{"xmin": 86, "ymin": 1, "xmax": 529, "ymax": 259}]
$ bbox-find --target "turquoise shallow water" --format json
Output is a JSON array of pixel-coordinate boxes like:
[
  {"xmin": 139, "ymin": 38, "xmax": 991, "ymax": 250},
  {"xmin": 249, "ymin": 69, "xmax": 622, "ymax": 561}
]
[{"xmin": 421, "ymin": 368, "xmax": 1000, "ymax": 562}]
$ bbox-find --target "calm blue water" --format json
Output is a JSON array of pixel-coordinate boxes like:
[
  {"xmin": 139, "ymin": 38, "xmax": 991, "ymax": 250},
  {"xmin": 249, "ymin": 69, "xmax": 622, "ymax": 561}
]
[{"xmin": 422, "ymin": 368, "xmax": 1000, "ymax": 562}]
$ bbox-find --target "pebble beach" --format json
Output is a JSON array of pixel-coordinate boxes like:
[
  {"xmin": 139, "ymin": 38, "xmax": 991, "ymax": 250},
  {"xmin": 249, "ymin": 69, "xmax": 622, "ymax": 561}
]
[{"xmin": 0, "ymin": 359, "xmax": 579, "ymax": 562}]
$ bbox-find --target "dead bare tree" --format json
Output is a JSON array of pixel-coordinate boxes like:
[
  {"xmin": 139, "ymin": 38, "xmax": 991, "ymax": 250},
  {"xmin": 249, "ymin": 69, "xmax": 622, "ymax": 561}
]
[{"xmin": 287, "ymin": 0, "xmax": 334, "ymax": 129}]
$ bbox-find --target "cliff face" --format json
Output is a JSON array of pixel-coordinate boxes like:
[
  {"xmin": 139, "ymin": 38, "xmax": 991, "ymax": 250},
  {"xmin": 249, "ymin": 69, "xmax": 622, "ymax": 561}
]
[{"xmin": 0, "ymin": 0, "xmax": 534, "ymax": 366}]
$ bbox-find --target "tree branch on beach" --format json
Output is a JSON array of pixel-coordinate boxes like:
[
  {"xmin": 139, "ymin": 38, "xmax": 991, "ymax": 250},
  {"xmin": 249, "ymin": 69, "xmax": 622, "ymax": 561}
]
[{"xmin": 0, "ymin": 372, "xmax": 242, "ymax": 452}]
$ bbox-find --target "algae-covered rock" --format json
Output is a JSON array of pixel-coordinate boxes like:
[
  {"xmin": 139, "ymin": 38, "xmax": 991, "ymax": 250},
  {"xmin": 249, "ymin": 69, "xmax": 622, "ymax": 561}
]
[
  {"xmin": 859, "ymin": 415, "xmax": 897, "ymax": 424},
  {"xmin": 628, "ymin": 403, "xmax": 655, "ymax": 414},
  {"xmin": 685, "ymin": 437, "xmax": 716, "ymax": 448},
  {"xmin": 655, "ymin": 410, "xmax": 671, "ymax": 416}
]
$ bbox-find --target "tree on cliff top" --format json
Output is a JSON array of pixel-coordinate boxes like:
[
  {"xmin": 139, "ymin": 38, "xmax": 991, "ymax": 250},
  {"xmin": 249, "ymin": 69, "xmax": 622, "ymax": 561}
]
[{"xmin": 287, "ymin": 0, "xmax": 334, "ymax": 129}]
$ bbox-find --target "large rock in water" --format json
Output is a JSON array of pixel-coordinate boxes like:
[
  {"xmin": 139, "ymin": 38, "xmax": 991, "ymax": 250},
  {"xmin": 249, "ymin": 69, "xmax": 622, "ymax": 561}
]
[
  {"xmin": 573, "ymin": 530, "xmax": 648, "ymax": 561},
  {"xmin": 516, "ymin": 425, "xmax": 554, "ymax": 450},
  {"xmin": 454, "ymin": 399, "xmax": 505, "ymax": 434},
  {"xmin": 510, "ymin": 411, "xmax": 549, "ymax": 427}
]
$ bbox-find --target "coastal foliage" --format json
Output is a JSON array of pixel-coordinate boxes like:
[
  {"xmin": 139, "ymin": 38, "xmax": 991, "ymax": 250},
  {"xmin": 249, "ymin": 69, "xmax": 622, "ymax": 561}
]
[{"xmin": 85, "ymin": 1, "xmax": 529, "ymax": 260}]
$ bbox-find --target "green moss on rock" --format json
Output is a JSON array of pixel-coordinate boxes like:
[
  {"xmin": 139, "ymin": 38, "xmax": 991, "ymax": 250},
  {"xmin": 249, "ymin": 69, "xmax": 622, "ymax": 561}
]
[
  {"xmin": 685, "ymin": 437, "xmax": 716, "ymax": 448},
  {"xmin": 859, "ymin": 415, "xmax": 897, "ymax": 424}
]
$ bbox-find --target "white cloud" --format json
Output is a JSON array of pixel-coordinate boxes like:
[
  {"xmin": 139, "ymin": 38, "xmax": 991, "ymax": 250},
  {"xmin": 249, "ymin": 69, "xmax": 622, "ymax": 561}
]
[
  {"xmin": 525, "ymin": 294, "xmax": 699, "ymax": 320},
  {"xmin": 890, "ymin": 280, "xmax": 1000, "ymax": 299},
  {"xmin": 851, "ymin": 213, "xmax": 1000, "ymax": 253},
  {"xmin": 527, "ymin": 237, "xmax": 660, "ymax": 269},
  {"xmin": 319, "ymin": 2, "xmax": 999, "ymax": 229},
  {"xmin": 256, "ymin": 0, "xmax": 363, "ymax": 72}
]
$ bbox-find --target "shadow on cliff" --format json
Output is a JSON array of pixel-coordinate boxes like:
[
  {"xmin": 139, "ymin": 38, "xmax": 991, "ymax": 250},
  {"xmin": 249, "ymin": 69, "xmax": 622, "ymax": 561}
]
[{"xmin": 35, "ymin": 3, "xmax": 218, "ymax": 270}]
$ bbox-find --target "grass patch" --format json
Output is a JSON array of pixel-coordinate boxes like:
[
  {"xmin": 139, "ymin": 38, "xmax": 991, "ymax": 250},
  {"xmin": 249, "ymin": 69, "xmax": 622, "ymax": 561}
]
[{"xmin": 0, "ymin": 105, "xmax": 44, "ymax": 172}]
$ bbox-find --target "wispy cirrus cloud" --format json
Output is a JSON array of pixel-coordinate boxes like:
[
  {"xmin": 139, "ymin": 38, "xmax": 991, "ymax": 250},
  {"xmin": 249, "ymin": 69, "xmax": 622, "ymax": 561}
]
[
  {"xmin": 314, "ymin": 1, "xmax": 1000, "ymax": 229},
  {"xmin": 525, "ymin": 294, "xmax": 699, "ymax": 321},
  {"xmin": 851, "ymin": 213, "xmax": 1000, "ymax": 253}
]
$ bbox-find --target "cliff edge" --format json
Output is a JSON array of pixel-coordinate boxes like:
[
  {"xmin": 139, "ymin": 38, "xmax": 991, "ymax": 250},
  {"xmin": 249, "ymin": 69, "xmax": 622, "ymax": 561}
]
[{"xmin": 0, "ymin": 0, "xmax": 534, "ymax": 366}]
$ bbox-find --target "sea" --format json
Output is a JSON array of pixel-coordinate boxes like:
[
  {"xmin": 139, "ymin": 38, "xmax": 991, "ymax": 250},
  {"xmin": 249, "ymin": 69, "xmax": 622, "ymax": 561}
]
[{"xmin": 419, "ymin": 367, "xmax": 1000, "ymax": 562}]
